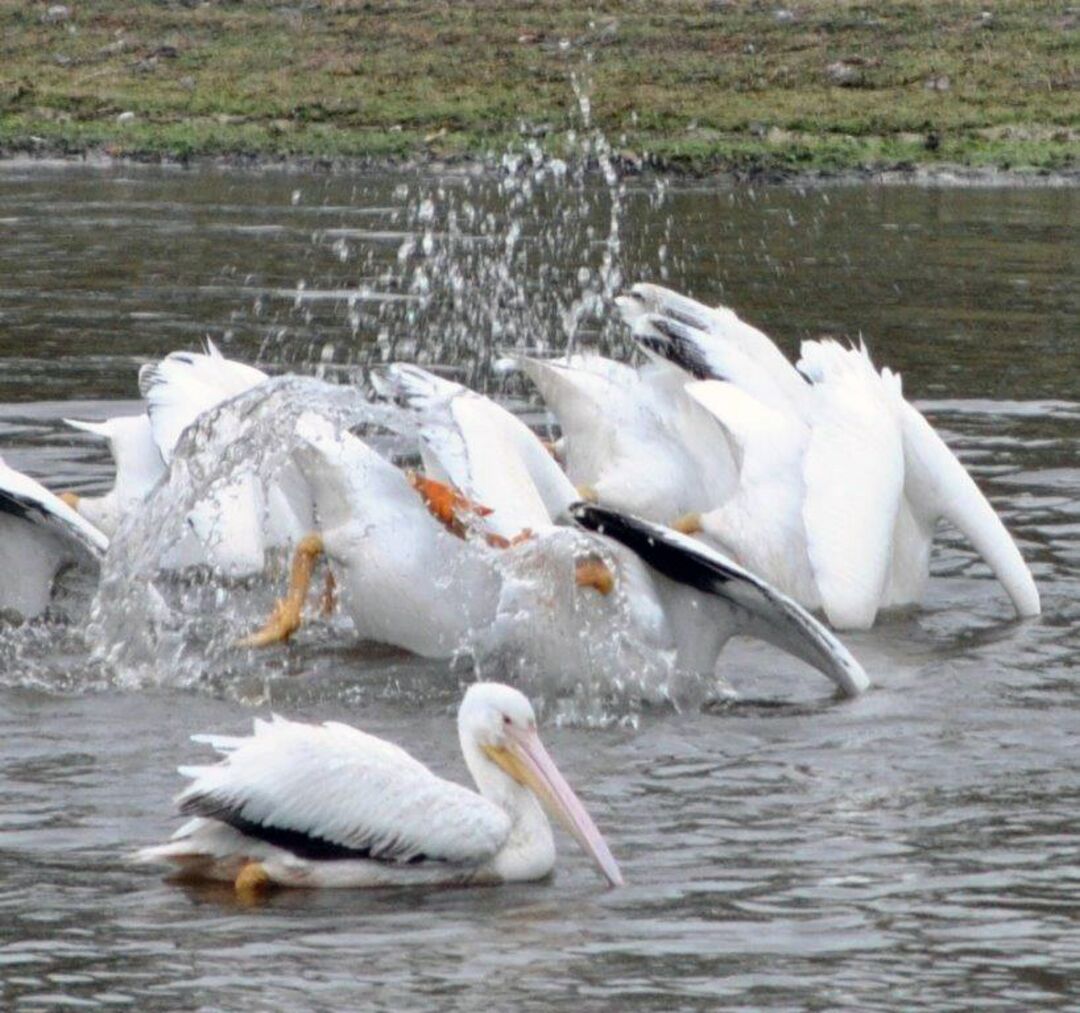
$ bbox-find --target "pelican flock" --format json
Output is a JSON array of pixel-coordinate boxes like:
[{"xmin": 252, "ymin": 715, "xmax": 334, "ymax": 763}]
[{"xmin": 0, "ymin": 282, "xmax": 1042, "ymax": 893}]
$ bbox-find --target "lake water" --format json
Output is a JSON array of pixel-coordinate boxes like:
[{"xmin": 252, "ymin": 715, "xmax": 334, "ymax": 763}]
[{"xmin": 1, "ymin": 162, "xmax": 1078, "ymax": 1010}]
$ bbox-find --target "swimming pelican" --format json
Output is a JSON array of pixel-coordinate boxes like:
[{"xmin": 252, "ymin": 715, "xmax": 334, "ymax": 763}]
[
  {"xmin": 136, "ymin": 682, "xmax": 623, "ymax": 891},
  {"xmin": 0, "ymin": 455, "xmax": 108, "ymax": 619},
  {"xmin": 240, "ymin": 409, "xmax": 676, "ymax": 690},
  {"xmin": 527, "ymin": 283, "xmax": 1040, "ymax": 630}
]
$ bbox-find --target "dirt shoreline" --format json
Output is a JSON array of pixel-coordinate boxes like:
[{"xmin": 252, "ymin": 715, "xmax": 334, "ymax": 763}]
[{"xmin": 3, "ymin": 145, "xmax": 1079, "ymax": 188}]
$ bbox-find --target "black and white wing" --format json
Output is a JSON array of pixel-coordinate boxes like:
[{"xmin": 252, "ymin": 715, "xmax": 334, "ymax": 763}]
[
  {"xmin": 617, "ymin": 282, "xmax": 810, "ymax": 415},
  {"xmin": 0, "ymin": 456, "xmax": 108, "ymax": 556},
  {"xmin": 570, "ymin": 502, "xmax": 869, "ymax": 698}
]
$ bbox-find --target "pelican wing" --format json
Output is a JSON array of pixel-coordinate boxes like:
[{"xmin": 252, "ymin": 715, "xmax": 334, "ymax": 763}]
[
  {"xmin": 64, "ymin": 413, "xmax": 166, "ymax": 504},
  {"xmin": 176, "ymin": 715, "xmax": 512, "ymax": 865},
  {"xmin": 376, "ymin": 363, "xmax": 576, "ymax": 535},
  {"xmin": 521, "ymin": 356, "xmax": 632, "ymax": 490},
  {"xmin": 630, "ymin": 312, "xmax": 795, "ymax": 417},
  {"xmin": 796, "ymin": 342, "xmax": 906, "ymax": 630},
  {"xmin": 571, "ymin": 502, "xmax": 869, "ymax": 697},
  {"xmin": 618, "ymin": 283, "xmax": 809, "ymax": 414},
  {"xmin": 684, "ymin": 379, "xmax": 804, "ymax": 479},
  {"xmin": 139, "ymin": 341, "xmax": 267, "ymax": 463},
  {"xmin": 451, "ymin": 394, "xmax": 576, "ymax": 527},
  {"xmin": 0, "ymin": 455, "xmax": 109, "ymax": 558},
  {"xmin": 896, "ymin": 397, "xmax": 1040, "ymax": 617},
  {"xmin": 370, "ymin": 363, "xmax": 469, "ymax": 484},
  {"xmin": 524, "ymin": 355, "xmax": 735, "ymax": 519}
]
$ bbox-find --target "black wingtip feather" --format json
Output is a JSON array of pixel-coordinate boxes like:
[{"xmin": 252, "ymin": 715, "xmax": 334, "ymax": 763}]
[
  {"xmin": 633, "ymin": 315, "xmax": 723, "ymax": 382},
  {"xmin": 180, "ymin": 792, "xmax": 435, "ymax": 865},
  {"xmin": 570, "ymin": 502, "xmax": 730, "ymax": 592},
  {"xmin": 570, "ymin": 502, "xmax": 870, "ymax": 697}
]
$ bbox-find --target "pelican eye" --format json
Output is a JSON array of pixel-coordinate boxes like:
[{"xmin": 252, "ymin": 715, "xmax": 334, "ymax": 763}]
[{"xmin": 502, "ymin": 714, "xmax": 512, "ymax": 726}]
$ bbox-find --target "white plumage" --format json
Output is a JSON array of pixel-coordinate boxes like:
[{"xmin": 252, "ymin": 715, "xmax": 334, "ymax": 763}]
[
  {"xmin": 375, "ymin": 363, "xmax": 578, "ymax": 537},
  {"xmin": 137, "ymin": 682, "xmax": 623, "ymax": 890},
  {"xmin": 138, "ymin": 340, "xmax": 269, "ymax": 465},
  {"xmin": 61, "ymin": 414, "xmax": 165, "ymax": 536},
  {"xmin": 65, "ymin": 340, "xmax": 314, "ymax": 576},
  {"xmin": 521, "ymin": 354, "xmax": 736, "ymax": 522},
  {"xmin": 179, "ymin": 715, "xmax": 511, "ymax": 864},
  {"xmin": 291, "ymin": 411, "xmax": 501, "ymax": 657},
  {"xmin": 525, "ymin": 282, "xmax": 1040, "ymax": 630},
  {"xmin": 0, "ymin": 455, "xmax": 108, "ymax": 619},
  {"xmin": 280, "ymin": 370, "xmax": 869, "ymax": 698}
]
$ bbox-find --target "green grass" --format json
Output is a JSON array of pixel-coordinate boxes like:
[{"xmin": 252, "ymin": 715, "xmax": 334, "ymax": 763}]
[{"xmin": 1, "ymin": 1, "xmax": 1076, "ymax": 174}]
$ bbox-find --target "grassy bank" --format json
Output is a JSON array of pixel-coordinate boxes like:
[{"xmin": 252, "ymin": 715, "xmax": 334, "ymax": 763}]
[{"xmin": 1, "ymin": 1, "xmax": 1076, "ymax": 175}]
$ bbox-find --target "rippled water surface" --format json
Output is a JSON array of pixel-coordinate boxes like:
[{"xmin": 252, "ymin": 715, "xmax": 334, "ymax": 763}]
[{"xmin": 1, "ymin": 163, "xmax": 1078, "ymax": 1010}]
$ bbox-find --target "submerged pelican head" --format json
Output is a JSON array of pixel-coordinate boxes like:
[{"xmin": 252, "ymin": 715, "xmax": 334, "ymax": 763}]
[{"xmin": 458, "ymin": 682, "xmax": 624, "ymax": 887}]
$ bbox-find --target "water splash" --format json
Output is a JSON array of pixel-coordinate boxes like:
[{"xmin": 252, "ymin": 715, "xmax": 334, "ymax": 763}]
[
  {"xmin": 78, "ymin": 373, "xmax": 721, "ymax": 719},
  {"xmin": 86, "ymin": 376, "xmax": 393, "ymax": 690},
  {"xmin": 257, "ymin": 30, "xmax": 660, "ymax": 398}
]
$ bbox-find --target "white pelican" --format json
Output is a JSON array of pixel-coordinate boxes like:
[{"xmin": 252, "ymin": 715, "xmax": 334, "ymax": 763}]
[
  {"xmin": 136, "ymin": 682, "xmax": 623, "ymax": 891},
  {"xmin": 526, "ymin": 283, "xmax": 1040, "ymax": 630},
  {"xmin": 242, "ymin": 409, "xmax": 677, "ymax": 691},
  {"xmin": 243, "ymin": 368, "xmax": 867, "ymax": 697},
  {"xmin": 63, "ymin": 341, "xmax": 313, "ymax": 575},
  {"xmin": 375, "ymin": 364, "xmax": 866, "ymax": 694},
  {"xmin": 0, "ymin": 455, "xmax": 108, "ymax": 619},
  {"xmin": 61, "ymin": 340, "xmax": 263, "ymax": 534}
]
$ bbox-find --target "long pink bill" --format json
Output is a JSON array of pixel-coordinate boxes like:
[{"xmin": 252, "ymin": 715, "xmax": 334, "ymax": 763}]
[{"xmin": 510, "ymin": 725, "xmax": 624, "ymax": 887}]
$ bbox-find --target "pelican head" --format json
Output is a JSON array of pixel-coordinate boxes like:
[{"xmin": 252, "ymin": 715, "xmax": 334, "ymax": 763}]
[{"xmin": 458, "ymin": 682, "xmax": 624, "ymax": 887}]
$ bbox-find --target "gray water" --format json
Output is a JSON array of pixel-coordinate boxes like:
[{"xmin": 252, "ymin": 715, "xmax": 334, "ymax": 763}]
[{"xmin": 1, "ymin": 162, "xmax": 1079, "ymax": 1010}]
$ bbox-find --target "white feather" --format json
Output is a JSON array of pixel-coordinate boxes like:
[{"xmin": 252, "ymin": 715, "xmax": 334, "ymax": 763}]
[
  {"xmin": 797, "ymin": 342, "xmax": 906, "ymax": 629},
  {"xmin": 895, "ymin": 399, "xmax": 1040, "ymax": 616},
  {"xmin": 621, "ymin": 283, "xmax": 810, "ymax": 414},
  {"xmin": 0, "ymin": 455, "xmax": 108, "ymax": 618},
  {"xmin": 169, "ymin": 714, "xmax": 511, "ymax": 865},
  {"xmin": 379, "ymin": 364, "xmax": 577, "ymax": 537},
  {"xmin": 523, "ymin": 355, "xmax": 736, "ymax": 521},
  {"xmin": 140, "ymin": 348, "xmax": 267, "ymax": 463},
  {"xmin": 291, "ymin": 412, "xmax": 501, "ymax": 656},
  {"xmin": 63, "ymin": 414, "xmax": 166, "ymax": 535}
]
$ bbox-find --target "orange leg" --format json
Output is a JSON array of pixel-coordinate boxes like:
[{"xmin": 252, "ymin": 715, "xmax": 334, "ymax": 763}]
[{"xmin": 238, "ymin": 533, "xmax": 325, "ymax": 647}]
